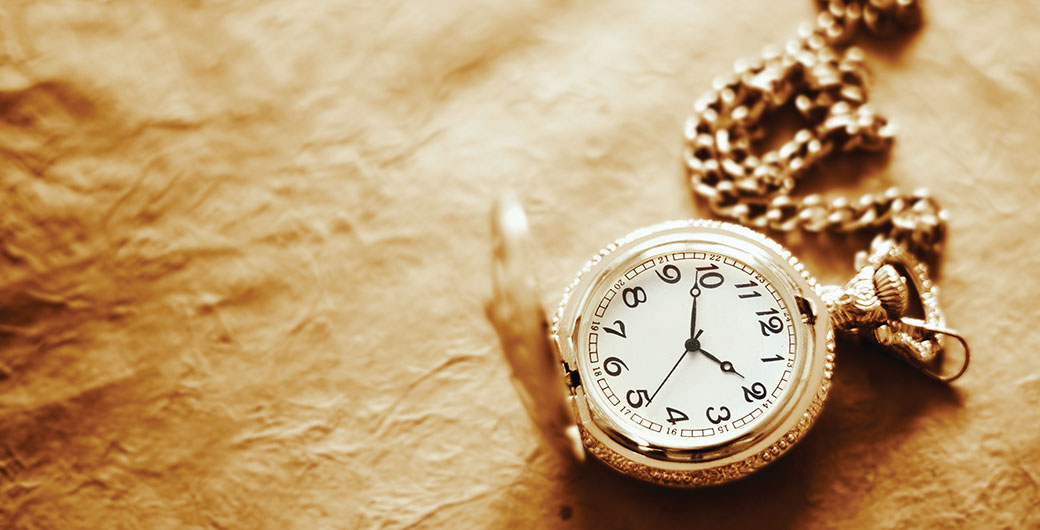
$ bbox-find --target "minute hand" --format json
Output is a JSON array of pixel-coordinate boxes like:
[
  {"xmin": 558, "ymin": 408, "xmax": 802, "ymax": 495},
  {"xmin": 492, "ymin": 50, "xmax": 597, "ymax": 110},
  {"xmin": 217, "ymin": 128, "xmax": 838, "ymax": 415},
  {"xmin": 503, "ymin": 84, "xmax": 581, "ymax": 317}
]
[
  {"xmin": 689, "ymin": 269, "xmax": 701, "ymax": 337},
  {"xmin": 648, "ymin": 349, "xmax": 689, "ymax": 404}
]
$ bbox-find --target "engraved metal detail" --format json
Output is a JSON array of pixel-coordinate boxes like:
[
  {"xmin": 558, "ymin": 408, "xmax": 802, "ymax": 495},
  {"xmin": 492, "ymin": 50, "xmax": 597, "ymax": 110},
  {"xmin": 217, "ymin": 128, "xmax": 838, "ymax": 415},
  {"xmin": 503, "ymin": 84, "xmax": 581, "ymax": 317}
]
[
  {"xmin": 552, "ymin": 219, "xmax": 831, "ymax": 486},
  {"xmin": 821, "ymin": 236, "xmax": 970, "ymax": 382},
  {"xmin": 580, "ymin": 331, "xmax": 835, "ymax": 488}
]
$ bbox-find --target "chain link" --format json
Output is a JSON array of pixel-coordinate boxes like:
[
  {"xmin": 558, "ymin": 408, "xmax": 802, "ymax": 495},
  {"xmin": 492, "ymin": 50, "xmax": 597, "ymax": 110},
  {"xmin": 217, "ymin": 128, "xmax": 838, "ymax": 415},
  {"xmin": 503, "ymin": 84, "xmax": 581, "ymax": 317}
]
[{"xmin": 683, "ymin": 0, "xmax": 946, "ymax": 257}]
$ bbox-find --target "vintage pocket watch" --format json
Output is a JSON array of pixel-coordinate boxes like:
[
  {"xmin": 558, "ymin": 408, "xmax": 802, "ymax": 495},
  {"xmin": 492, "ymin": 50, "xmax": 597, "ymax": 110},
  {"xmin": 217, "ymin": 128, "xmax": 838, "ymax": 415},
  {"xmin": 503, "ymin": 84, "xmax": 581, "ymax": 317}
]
[{"xmin": 487, "ymin": 0, "xmax": 969, "ymax": 487}]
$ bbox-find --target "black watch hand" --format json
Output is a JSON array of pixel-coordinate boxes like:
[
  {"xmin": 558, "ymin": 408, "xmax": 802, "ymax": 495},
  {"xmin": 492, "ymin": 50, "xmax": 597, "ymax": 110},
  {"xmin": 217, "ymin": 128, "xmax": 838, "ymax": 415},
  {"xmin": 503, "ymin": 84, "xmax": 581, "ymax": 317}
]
[
  {"xmin": 650, "ymin": 329, "xmax": 704, "ymax": 404},
  {"xmin": 698, "ymin": 347, "xmax": 745, "ymax": 379},
  {"xmin": 648, "ymin": 351, "xmax": 687, "ymax": 405},
  {"xmin": 689, "ymin": 270, "xmax": 702, "ymax": 338}
]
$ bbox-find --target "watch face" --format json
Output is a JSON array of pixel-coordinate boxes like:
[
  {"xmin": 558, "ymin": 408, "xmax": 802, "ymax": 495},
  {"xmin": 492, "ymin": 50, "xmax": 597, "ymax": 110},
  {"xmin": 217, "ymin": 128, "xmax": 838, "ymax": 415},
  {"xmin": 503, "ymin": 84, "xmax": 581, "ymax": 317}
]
[
  {"xmin": 578, "ymin": 249, "xmax": 796, "ymax": 450},
  {"xmin": 553, "ymin": 220, "xmax": 830, "ymax": 482}
]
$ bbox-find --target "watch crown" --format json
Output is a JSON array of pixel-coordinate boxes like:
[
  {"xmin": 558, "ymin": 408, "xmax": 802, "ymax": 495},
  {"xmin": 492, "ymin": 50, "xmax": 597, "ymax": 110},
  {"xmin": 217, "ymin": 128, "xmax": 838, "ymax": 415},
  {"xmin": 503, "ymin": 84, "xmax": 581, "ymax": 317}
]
[{"xmin": 872, "ymin": 264, "xmax": 908, "ymax": 318}]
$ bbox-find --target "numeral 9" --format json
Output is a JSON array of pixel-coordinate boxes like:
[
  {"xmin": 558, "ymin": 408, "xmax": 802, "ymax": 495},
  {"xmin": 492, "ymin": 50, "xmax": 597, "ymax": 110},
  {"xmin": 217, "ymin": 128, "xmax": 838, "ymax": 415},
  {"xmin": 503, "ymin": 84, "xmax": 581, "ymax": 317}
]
[{"xmin": 655, "ymin": 264, "xmax": 681, "ymax": 284}]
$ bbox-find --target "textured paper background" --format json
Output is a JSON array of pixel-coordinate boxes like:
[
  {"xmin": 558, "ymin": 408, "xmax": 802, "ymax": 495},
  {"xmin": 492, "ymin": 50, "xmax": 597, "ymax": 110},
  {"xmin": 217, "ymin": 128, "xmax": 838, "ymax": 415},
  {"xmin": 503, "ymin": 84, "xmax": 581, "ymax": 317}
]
[{"xmin": 0, "ymin": 1, "xmax": 1038, "ymax": 528}]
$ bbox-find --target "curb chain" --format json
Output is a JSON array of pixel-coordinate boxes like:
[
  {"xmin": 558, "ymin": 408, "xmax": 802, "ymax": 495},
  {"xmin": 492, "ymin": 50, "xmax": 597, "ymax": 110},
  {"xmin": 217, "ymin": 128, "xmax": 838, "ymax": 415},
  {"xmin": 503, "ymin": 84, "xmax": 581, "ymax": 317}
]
[{"xmin": 683, "ymin": 0, "xmax": 945, "ymax": 257}]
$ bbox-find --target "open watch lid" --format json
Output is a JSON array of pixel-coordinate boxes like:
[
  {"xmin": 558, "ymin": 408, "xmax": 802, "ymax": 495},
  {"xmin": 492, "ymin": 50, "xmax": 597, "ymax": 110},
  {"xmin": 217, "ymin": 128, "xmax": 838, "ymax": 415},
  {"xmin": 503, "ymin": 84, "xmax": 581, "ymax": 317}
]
[{"xmin": 487, "ymin": 193, "xmax": 584, "ymax": 462}]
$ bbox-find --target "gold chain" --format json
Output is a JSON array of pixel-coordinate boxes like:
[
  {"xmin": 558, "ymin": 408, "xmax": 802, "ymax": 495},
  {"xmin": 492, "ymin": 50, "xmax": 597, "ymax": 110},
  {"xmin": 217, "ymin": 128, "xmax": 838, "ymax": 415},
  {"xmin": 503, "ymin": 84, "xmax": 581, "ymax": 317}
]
[{"xmin": 683, "ymin": 0, "xmax": 945, "ymax": 258}]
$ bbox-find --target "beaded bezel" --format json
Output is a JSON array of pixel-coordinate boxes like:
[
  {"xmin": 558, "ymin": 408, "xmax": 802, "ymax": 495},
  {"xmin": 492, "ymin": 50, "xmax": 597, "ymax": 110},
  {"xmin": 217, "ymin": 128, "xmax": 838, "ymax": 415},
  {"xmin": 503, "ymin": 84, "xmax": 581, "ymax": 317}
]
[{"xmin": 551, "ymin": 220, "xmax": 833, "ymax": 487}]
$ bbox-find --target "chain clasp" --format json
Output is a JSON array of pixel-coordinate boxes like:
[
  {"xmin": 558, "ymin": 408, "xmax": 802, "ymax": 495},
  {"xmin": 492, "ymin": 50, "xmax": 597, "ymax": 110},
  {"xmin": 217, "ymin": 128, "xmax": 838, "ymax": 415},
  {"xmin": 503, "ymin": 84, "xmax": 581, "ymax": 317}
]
[{"xmin": 822, "ymin": 236, "xmax": 970, "ymax": 382}]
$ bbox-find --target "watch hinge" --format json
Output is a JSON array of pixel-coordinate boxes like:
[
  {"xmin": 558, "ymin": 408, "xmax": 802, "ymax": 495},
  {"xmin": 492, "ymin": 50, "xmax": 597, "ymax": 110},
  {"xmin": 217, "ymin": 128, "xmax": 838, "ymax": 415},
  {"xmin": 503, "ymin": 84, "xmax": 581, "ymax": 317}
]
[
  {"xmin": 796, "ymin": 295, "xmax": 817, "ymax": 326},
  {"xmin": 563, "ymin": 362, "xmax": 581, "ymax": 391}
]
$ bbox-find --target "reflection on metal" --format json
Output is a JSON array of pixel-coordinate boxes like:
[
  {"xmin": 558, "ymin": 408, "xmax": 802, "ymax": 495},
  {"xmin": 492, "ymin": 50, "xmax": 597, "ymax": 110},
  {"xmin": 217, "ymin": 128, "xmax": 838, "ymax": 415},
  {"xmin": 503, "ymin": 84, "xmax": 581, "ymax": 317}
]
[
  {"xmin": 486, "ymin": 192, "xmax": 584, "ymax": 461},
  {"xmin": 822, "ymin": 236, "xmax": 970, "ymax": 382}
]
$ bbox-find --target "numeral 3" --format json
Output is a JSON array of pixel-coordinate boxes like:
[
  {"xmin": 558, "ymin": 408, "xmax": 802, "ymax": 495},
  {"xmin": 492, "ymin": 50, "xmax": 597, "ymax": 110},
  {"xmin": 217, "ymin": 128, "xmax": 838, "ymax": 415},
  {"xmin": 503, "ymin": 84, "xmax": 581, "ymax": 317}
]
[{"xmin": 705, "ymin": 406, "xmax": 731, "ymax": 424}]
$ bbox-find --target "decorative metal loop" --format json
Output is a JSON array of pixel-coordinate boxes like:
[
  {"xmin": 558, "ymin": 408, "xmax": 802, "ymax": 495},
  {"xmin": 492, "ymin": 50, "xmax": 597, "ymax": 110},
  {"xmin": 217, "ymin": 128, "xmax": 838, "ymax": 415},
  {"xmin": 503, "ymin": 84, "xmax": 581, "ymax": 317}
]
[
  {"xmin": 882, "ymin": 318, "xmax": 970, "ymax": 382},
  {"xmin": 822, "ymin": 236, "xmax": 970, "ymax": 382}
]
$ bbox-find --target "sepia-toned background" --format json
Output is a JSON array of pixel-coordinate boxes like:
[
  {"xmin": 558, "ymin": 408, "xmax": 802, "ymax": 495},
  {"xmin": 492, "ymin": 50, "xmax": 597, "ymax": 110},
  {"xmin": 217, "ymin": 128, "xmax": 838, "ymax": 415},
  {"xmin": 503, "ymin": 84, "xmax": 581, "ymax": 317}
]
[{"xmin": 1, "ymin": 0, "xmax": 1038, "ymax": 528}]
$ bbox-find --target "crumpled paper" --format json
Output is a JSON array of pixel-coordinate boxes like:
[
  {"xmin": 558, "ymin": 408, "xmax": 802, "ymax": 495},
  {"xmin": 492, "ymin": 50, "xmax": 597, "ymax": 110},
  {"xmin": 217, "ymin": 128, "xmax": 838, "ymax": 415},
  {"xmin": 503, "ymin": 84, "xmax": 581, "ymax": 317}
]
[{"xmin": 0, "ymin": 0, "xmax": 1038, "ymax": 528}]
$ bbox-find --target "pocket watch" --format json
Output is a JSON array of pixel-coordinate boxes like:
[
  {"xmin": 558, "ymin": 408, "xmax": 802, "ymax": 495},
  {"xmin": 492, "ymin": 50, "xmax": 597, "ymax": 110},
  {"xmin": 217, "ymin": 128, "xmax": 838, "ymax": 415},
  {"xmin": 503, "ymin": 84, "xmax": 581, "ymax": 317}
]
[{"xmin": 487, "ymin": 0, "xmax": 970, "ymax": 488}]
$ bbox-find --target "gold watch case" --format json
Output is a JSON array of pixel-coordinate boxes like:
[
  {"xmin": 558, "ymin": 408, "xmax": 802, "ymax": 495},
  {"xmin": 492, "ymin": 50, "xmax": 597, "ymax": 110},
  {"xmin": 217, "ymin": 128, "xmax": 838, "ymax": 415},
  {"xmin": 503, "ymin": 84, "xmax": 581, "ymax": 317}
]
[{"xmin": 551, "ymin": 220, "xmax": 833, "ymax": 487}]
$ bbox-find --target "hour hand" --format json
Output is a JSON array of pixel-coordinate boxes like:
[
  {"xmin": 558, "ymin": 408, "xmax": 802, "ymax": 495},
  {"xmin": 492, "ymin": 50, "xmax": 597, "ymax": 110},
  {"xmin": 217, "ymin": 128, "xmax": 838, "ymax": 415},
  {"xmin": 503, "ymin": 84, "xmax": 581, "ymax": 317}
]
[{"xmin": 698, "ymin": 348, "xmax": 744, "ymax": 379}]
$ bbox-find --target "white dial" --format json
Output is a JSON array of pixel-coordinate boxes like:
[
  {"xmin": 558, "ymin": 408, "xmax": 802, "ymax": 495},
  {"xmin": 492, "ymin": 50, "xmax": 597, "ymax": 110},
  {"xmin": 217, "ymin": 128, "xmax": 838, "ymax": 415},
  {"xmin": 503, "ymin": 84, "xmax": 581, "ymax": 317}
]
[{"xmin": 579, "ymin": 249, "xmax": 796, "ymax": 449}]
